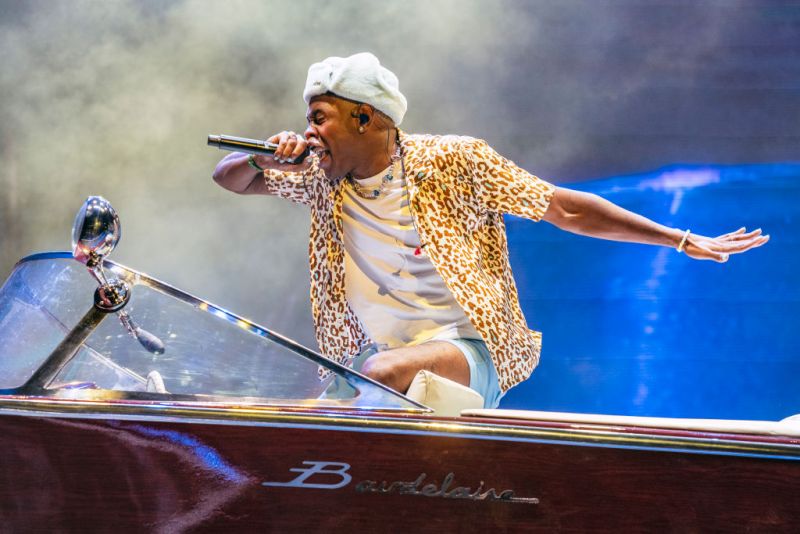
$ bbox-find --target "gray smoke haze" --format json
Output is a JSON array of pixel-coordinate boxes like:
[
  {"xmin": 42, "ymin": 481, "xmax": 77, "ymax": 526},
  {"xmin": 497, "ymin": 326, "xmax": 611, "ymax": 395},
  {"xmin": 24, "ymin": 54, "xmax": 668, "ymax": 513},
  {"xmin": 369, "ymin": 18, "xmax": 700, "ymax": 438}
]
[{"xmin": 1, "ymin": 0, "xmax": 798, "ymax": 347}]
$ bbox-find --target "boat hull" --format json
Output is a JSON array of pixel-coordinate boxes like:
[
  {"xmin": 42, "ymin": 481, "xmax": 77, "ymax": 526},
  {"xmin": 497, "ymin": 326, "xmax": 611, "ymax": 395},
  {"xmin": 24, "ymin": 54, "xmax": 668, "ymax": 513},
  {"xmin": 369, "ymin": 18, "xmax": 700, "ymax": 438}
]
[{"xmin": 1, "ymin": 400, "xmax": 798, "ymax": 532}]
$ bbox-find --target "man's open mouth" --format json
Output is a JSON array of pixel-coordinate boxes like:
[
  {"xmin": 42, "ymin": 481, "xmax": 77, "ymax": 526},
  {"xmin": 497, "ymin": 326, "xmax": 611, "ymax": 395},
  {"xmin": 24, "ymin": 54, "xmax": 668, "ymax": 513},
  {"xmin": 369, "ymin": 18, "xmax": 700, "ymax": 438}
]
[{"xmin": 311, "ymin": 147, "xmax": 330, "ymax": 162}]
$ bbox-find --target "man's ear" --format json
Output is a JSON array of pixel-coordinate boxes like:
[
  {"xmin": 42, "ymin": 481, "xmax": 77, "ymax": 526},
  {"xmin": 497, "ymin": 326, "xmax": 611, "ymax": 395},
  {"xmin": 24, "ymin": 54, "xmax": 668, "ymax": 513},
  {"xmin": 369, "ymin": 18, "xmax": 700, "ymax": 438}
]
[{"xmin": 351, "ymin": 104, "xmax": 374, "ymax": 127}]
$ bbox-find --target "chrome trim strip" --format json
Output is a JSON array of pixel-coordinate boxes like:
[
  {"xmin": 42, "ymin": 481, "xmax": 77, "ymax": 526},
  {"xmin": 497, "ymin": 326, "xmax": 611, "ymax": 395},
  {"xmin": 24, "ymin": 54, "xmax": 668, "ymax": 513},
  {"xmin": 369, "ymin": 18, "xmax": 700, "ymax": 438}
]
[
  {"xmin": 0, "ymin": 387, "xmax": 425, "ymax": 414},
  {"xmin": 1, "ymin": 398, "xmax": 799, "ymax": 461},
  {"xmin": 11, "ymin": 252, "xmax": 430, "ymax": 413}
]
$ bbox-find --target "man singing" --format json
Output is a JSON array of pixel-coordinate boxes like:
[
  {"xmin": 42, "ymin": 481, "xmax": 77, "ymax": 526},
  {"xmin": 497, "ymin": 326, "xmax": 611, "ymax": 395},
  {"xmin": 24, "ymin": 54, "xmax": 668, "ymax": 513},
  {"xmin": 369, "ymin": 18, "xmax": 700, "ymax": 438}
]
[{"xmin": 213, "ymin": 52, "xmax": 767, "ymax": 408}]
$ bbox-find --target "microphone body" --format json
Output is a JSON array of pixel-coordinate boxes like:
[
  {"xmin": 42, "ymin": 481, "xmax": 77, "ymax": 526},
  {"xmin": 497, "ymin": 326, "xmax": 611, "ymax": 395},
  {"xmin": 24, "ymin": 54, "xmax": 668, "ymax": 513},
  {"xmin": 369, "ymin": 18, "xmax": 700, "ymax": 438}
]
[{"xmin": 208, "ymin": 134, "xmax": 310, "ymax": 163}]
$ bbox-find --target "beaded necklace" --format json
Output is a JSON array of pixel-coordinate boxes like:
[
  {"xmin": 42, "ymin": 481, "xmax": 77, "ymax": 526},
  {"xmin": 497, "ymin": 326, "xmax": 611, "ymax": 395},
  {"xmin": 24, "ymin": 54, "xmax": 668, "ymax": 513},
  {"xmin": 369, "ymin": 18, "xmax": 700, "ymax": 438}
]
[{"xmin": 346, "ymin": 142, "xmax": 402, "ymax": 200}]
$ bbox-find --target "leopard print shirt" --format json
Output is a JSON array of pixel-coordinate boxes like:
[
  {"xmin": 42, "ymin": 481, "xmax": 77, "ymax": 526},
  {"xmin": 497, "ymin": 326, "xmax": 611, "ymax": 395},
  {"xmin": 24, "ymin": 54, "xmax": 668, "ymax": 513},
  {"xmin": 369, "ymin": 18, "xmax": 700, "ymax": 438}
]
[{"xmin": 261, "ymin": 132, "xmax": 555, "ymax": 392}]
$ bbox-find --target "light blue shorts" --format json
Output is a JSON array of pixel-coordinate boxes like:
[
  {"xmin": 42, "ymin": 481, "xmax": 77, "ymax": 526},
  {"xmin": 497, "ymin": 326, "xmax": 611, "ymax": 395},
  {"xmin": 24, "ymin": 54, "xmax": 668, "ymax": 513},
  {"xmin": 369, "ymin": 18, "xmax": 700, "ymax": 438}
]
[{"xmin": 436, "ymin": 338, "xmax": 503, "ymax": 409}]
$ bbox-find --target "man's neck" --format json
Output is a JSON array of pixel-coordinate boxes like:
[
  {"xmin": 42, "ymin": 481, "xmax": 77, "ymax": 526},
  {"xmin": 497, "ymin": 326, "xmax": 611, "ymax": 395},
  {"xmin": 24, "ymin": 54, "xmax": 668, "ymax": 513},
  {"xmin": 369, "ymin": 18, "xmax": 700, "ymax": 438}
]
[{"xmin": 349, "ymin": 131, "xmax": 399, "ymax": 181}]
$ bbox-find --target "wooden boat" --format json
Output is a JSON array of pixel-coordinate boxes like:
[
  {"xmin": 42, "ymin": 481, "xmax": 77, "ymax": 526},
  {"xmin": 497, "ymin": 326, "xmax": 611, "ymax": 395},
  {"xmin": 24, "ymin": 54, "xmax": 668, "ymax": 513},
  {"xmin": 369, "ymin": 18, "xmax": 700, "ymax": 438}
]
[{"xmin": 0, "ymin": 197, "xmax": 797, "ymax": 532}]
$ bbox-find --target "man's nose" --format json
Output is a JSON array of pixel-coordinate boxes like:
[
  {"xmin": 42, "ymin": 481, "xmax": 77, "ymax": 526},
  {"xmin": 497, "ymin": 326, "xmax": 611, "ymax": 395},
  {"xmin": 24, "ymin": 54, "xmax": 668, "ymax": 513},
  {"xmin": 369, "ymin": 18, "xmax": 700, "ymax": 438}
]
[{"xmin": 304, "ymin": 126, "xmax": 316, "ymax": 140}]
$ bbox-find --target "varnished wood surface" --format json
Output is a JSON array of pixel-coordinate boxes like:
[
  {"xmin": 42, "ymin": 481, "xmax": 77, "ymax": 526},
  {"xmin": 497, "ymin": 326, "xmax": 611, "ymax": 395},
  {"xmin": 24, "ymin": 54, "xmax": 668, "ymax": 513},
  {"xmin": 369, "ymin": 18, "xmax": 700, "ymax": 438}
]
[{"xmin": 0, "ymin": 404, "xmax": 798, "ymax": 532}]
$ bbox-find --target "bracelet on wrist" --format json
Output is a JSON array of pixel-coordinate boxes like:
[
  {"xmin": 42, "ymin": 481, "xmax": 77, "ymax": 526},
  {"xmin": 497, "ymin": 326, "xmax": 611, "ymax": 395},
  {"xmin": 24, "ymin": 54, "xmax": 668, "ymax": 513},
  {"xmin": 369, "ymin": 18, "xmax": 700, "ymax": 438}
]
[
  {"xmin": 677, "ymin": 229, "xmax": 691, "ymax": 253},
  {"xmin": 247, "ymin": 154, "xmax": 266, "ymax": 172}
]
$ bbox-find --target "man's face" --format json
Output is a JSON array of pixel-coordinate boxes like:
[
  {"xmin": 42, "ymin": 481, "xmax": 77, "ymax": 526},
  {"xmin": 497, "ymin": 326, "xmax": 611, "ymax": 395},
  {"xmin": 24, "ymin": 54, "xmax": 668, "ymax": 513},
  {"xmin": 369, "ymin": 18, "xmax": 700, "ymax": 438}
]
[{"xmin": 304, "ymin": 95, "xmax": 361, "ymax": 179}]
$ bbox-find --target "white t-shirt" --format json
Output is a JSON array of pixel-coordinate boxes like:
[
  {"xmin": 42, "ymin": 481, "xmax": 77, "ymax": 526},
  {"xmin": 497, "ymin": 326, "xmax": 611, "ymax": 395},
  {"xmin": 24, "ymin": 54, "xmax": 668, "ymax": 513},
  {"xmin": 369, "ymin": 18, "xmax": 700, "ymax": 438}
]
[{"xmin": 342, "ymin": 163, "xmax": 481, "ymax": 350}]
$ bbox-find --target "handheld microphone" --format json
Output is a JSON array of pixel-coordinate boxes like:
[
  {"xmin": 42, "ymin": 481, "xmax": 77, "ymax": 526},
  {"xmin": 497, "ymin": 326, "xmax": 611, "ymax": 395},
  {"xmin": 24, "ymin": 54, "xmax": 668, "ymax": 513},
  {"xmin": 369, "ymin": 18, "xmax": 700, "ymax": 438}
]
[{"xmin": 207, "ymin": 134, "xmax": 310, "ymax": 163}]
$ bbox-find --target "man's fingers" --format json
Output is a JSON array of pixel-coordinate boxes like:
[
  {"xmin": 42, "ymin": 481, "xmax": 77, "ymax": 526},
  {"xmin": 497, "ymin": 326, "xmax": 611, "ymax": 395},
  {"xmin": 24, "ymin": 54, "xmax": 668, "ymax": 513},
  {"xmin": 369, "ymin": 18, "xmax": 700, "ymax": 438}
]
[
  {"xmin": 730, "ymin": 228, "xmax": 762, "ymax": 240},
  {"xmin": 723, "ymin": 234, "xmax": 769, "ymax": 252},
  {"xmin": 290, "ymin": 137, "xmax": 308, "ymax": 160},
  {"xmin": 702, "ymin": 234, "xmax": 769, "ymax": 256},
  {"xmin": 716, "ymin": 227, "xmax": 745, "ymax": 240},
  {"xmin": 262, "ymin": 131, "xmax": 308, "ymax": 162},
  {"xmin": 277, "ymin": 131, "xmax": 294, "ymax": 161},
  {"xmin": 283, "ymin": 139, "xmax": 298, "ymax": 161},
  {"xmin": 266, "ymin": 131, "xmax": 293, "ymax": 161},
  {"xmin": 741, "ymin": 234, "xmax": 770, "ymax": 250},
  {"xmin": 716, "ymin": 227, "xmax": 758, "ymax": 240}
]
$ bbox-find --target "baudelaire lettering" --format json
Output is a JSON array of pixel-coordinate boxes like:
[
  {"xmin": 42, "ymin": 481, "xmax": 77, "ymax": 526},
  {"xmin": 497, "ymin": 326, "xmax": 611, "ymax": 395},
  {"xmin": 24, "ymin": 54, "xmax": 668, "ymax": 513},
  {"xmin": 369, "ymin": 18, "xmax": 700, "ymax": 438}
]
[
  {"xmin": 354, "ymin": 472, "xmax": 539, "ymax": 505},
  {"xmin": 262, "ymin": 461, "xmax": 539, "ymax": 505}
]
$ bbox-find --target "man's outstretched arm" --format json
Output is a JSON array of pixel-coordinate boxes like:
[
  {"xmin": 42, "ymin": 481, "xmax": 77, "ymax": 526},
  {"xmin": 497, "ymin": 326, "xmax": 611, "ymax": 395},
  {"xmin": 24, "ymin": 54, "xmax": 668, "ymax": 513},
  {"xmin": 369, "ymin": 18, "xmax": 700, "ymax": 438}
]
[{"xmin": 541, "ymin": 187, "xmax": 769, "ymax": 262}]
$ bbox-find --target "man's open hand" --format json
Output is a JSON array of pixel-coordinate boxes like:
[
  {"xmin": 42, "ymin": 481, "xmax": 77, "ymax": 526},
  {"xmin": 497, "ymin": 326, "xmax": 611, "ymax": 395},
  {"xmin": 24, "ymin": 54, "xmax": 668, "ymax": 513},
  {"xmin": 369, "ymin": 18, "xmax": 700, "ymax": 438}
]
[{"xmin": 683, "ymin": 227, "xmax": 769, "ymax": 263}]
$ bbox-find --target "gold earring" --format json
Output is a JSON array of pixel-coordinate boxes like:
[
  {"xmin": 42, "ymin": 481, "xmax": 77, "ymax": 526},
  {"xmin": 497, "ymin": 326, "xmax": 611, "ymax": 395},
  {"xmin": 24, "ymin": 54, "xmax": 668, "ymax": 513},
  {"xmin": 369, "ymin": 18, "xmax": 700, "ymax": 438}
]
[{"xmin": 358, "ymin": 126, "xmax": 366, "ymax": 133}]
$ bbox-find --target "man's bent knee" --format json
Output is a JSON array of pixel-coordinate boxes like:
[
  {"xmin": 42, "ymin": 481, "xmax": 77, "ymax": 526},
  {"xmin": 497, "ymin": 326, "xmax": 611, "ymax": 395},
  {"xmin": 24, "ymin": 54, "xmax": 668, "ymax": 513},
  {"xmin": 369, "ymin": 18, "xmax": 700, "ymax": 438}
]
[
  {"xmin": 359, "ymin": 342, "xmax": 470, "ymax": 393},
  {"xmin": 360, "ymin": 353, "xmax": 415, "ymax": 393}
]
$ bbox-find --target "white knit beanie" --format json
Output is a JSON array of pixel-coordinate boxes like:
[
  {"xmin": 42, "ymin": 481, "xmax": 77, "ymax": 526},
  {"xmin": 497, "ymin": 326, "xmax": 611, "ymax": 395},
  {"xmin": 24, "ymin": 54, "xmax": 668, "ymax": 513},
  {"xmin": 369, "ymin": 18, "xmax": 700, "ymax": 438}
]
[{"xmin": 303, "ymin": 52, "xmax": 407, "ymax": 126}]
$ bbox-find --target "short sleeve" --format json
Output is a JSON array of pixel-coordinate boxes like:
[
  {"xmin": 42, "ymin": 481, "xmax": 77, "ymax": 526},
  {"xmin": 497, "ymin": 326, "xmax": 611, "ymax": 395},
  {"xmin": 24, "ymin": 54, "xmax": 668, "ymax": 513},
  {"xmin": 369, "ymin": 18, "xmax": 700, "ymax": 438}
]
[
  {"xmin": 260, "ymin": 156, "xmax": 323, "ymax": 205},
  {"xmin": 465, "ymin": 138, "xmax": 555, "ymax": 221}
]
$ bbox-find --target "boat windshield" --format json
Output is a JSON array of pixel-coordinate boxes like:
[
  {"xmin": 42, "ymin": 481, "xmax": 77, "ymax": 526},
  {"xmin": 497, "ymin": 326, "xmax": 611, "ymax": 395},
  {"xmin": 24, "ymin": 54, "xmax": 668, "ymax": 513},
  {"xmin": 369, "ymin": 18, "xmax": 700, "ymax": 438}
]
[{"xmin": 0, "ymin": 254, "xmax": 425, "ymax": 411}]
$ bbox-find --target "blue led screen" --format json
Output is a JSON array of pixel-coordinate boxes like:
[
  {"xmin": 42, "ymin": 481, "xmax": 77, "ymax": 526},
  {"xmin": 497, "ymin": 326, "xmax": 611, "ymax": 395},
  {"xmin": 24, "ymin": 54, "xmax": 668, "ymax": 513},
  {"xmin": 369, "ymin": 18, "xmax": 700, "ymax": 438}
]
[{"xmin": 501, "ymin": 164, "xmax": 799, "ymax": 421}]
